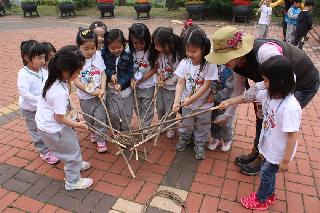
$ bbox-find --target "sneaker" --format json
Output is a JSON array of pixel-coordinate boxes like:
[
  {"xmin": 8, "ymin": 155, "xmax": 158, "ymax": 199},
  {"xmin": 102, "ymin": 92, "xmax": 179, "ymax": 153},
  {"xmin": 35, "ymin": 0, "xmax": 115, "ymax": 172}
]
[
  {"xmin": 166, "ymin": 130, "xmax": 176, "ymax": 139},
  {"xmin": 241, "ymin": 192, "xmax": 268, "ymax": 210},
  {"xmin": 97, "ymin": 141, "xmax": 107, "ymax": 153},
  {"xmin": 81, "ymin": 161, "xmax": 91, "ymax": 171},
  {"xmin": 221, "ymin": 140, "xmax": 232, "ymax": 152},
  {"xmin": 90, "ymin": 133, "xmax": 96, "ymax": 143},
  {"xmin": 65, "ymin": 178, "xmax": 93, "ymax": 190},
  {"xmin": 194, "ymin": 145, "xmax": 206, "ymax": 160},
  {"xmin": 235, "ymin": 147, "xmax": 259, "ymax": 166},
  {"xmin": 175, "ymin": 137, "xmax": 191, "ymax": 152},
  {"xmin": 40, "ymin": 152, "xmax": 59, "ymax": 165},
  {"xmin": 207, "ymin": 138, "xmax": 221, "ymax": 151},
  {"xmin": 240, "ymin": 154, "xmax": 265, "ymax": 176}
]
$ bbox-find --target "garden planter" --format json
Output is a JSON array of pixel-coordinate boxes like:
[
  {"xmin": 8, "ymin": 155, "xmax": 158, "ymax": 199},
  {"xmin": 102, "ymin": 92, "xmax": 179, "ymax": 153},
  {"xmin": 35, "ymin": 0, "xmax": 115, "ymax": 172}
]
[
  {"xmin": 21, "ymin": 2, "xmax": 39, "ymax": 17},
  {"xmin": 232, "ymin": 5, "xmax": 251, "ymax": 22},
  {"xmin": 58, "ymin": 3, "xmax": 76, "ymax": 17},
  {"xmin": 0, "ymin": 3, "xmax": 6, "ymax": 16},
  {"xmin": 134, "ymin": 3, "xmax": 151, "ymax": 19},
  {"xmin": 186, "ymin": 3, "xmax": 206, "ymax": 21},
  {"xmin": 97, "ymin": 2, "xmax": 115, "ymax": 18}
]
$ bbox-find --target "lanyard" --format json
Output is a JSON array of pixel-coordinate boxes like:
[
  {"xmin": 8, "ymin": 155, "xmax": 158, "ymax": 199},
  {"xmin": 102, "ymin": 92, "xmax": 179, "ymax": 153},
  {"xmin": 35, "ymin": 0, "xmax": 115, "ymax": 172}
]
[{"xmin": 24, "ymin": 66, "xmax": 44, "ymax": 82}]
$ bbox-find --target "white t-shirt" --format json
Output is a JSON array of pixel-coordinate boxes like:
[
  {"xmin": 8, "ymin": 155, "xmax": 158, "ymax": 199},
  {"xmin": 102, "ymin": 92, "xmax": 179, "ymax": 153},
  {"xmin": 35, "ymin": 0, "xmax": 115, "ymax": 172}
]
[
  {"xmin": 132, "ymin": 50, "xmax": 156, "ymax": 89},
  {"xmin": 157, "ymin": 54, "xmax": 179, "ymax": 90},
  {"xmin": 256, "ymin": 90, "xmax": 302, "ymax": 164},
  {"xmin": 36, "ymin": 81, "xmax": 71, "ymax": 133},
  {"xmin": 175, "ymin": 58, "xmax": 219, "ymax": 110},
  {"xmin": 17, "ymin": 66, "xmax": 48, "ymax": 112},
  {"xmin": 259, "ymin": 5, "xmax": 272, "ymax": 25},
  {"xmin": 77, "ymin": 52, "xmax": 106, "ymax": 100}
]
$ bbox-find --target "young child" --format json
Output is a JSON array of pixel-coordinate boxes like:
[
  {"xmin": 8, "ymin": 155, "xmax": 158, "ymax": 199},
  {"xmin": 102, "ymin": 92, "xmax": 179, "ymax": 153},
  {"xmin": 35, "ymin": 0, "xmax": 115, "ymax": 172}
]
[
  {"xmin": 285, "ymin": 0, "xmax": 302, "ymax": 43},
  {"xmin": 17, "ymin": 40, "xmax": 59, "ymax": 165},
  {"xmin": 89, "ymin": 21, "xmax": 108, "ymax": 51},
  {"xmin": 257, "ymin": 0, "xmax": 272, "ymax": 38},
  {"xmin": 129, "ymin": 23, "xmax": 156, "ymax": 129},
  {"xmin": 173, "ymin": 29, "xmax": 218, "ymax": 160},
  {"xmin": 149, "ymin": 27, "xmax": 183, "ymax": 139},
  {"xmin": 293, "ymin": 0, "xmax": 314, "ymax": 49},
  {"xmin": 74, "ymin": 29, "xmax": 107, "ymax": 153},
  {"xmin": 208, "ymin": 65, "xmax": 234, "ymax": 152},
  {"xmin": 102, "ymin": 29, "xmax": 134, "ymax": 131},
  {"xmin": 35, "ymin": 45, "xmax": 93, "ymax": 190},
  {"xmin": 42, "ymin": 41, "xmax": 57, "ymax": 70},
  {"xmin": 220, "ymin": 56, "xmax": 302, "ymax": 210}
]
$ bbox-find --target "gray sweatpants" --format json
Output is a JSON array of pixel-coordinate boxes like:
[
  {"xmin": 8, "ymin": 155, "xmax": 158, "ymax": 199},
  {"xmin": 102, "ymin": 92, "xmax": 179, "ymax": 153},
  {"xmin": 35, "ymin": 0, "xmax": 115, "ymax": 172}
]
[
  {"xmin": 211, "ymin": 109, "xmax": 234, "ymax": 142},
  {"xmin": 134, "ymin": 86, "xmax": 155, "ymax": 128},
  {"xmin": 156, "ymin": 87, "xmax": 176, "ymax": 127},
  {"xmin": 106, "ymin": 91, "xmax": 133, "ymax": 131},
  {"xmin": 286, "ymin": 24, "xmax": 296, "ymax": 43},
  {"xmin": 80, "ymin": 97, "xmax": 106, "ymax": 142},
  {"xmin": 38, "ymin": 126, "xmax": 82, "ymax": 183},
  {"xmin": 257, "ymin": 24, "xmax": 269, "ymax": 38},
  {"xmin": 21, "ymin": 109, "xmax": 48, "ymax": 155},
  {"xmin": 178, "ymin": 107, "xmax": 211, "ymax": 147}
]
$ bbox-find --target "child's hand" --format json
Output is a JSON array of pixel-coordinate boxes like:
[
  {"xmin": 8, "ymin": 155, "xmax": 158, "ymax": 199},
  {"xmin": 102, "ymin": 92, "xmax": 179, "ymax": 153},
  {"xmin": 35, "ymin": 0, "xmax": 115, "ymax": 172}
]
[
  {"xmin": 182, "ymin": 97, "xmax": 192, "ymax": 107},
  {"xmin": 219, "ymin": 100, "xmax": 230, "ymax": 110},
  {"xmin": 131, "ymin": 79, "xmax": 139, "ymax": 88},
  {"xmin": 279, "ymin": 160, "xmax": 289, "ymax": 173},
  {"xmin": 92, "ymin": 88, "xmax": 102, "ymax": 97},
  {"xmin": 111, "ymin": 74, "xmax": 118, "ymax": 85},
  {"xmin": 99, "ymin": 89, "xmax": 105, "ymax": 99},
  {"xmin": 214, "ymin": 114, "xmax": 231, "ymax": 125},
  {"xmin": 114, "ymin": 84, "xmax": 121, "ymax": 92},
  {"xmin": 157, "ymin": 75, "xmax": 165, "ymax": 87},
  {"xmin": 206, "ymin": 93, "xmax": 215, "ymax": 104},
  {"xmin": 77, "ymin": 114, "xmax": 85, "ymax": 122},
  {"xmin": 173, "ymin": 102, "xmax": 181, "ymax": 113},
  {"xmin": 76, "ymin": 121, "xmax": 88, "ymax": 129}
]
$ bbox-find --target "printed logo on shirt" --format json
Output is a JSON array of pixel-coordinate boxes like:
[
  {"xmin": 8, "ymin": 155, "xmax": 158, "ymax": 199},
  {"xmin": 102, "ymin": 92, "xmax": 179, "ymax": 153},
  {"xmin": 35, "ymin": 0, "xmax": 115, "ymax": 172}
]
[{"xmin": 80, "ymin": 65, "xmax": 103, "ymax": 93}]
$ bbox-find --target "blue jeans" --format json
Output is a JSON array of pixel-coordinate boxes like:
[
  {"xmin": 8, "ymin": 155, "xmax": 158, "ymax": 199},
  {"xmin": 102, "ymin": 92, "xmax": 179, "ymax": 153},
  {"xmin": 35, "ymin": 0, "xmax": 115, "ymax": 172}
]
[{"xmin": 257, "ymin": 160, "xmax": 279, "ymax": 202}]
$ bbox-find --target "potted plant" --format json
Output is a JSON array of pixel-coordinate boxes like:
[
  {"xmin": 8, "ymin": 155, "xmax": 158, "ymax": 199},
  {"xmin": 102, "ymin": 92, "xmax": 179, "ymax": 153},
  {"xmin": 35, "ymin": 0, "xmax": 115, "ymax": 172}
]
[
  {"xmin": 134, "ymin": 0, "xmax": 152, "ymax": 19},
  {"xmin": 58, "ymin": 0, "xmax": 76, "ymax": 17},
  {"xmin": 232, "ymin": 0, "xmax": 252, "ymax": 22},
  {"xmin": 97, "ymin": 0, "xmax": 115, "ymax": 18},
  {"xmin": 21, "ymin": 0, "xmax": 39, "ymax": 17},
  {"xmin": 185, "ymin": 0, "xmax": 206, "ymax": 21}
]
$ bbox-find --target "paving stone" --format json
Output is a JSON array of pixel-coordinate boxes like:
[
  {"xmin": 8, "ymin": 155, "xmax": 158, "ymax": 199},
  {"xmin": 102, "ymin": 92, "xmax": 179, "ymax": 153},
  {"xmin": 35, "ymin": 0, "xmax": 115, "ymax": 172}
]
[
  {"xmin": 59, "ymin": 186, "xmax": 90, "ymax": 200},
  {"xmin": 145, "ymin": 206, "xmax": 172, "ymax": 213},
  {"xmin": 50, "ymin": 193, "xmax": 81, "ymax": 211},
  {"xmin": 14, "ymin": 169, "xmax": 40, "ymax": 184},
  {"xmin": 0, "ymin": 166, "xmax": 20, "ymax": 185},
  {"xmin": 77, "ymin": 191, "xmax": 104, "ymax": 213},
  {"xmin": 24, "ymin": 175, "xmax": 52, "ymax": 199},
  {"xmin": 175, "ymin": 170, "xmax": 196, "ymax": 191},
  {"xmin": 0, "ymin": 116, "xmax": 10, "ymax": 125},
  {"xmin": 112, "ymin": 198, "xmax": 144, "ymax": 213},
  {"xmin": 2, "ymin": 178, "xmax": 32, "ymax": 194},
  {"xmin": 92, "ymin": 195, "xmax": 117, "ymax": 213},
  {"xmin": 0, "ymin": 163, "xmax": 10, "ymax": 174},
  {"xmin": 161, "ymin": 167, "xmax": 181, "ymax": 188},
  {"xmin": 36, "ymin": 180, "xmax": 63, "ymax": 202}
]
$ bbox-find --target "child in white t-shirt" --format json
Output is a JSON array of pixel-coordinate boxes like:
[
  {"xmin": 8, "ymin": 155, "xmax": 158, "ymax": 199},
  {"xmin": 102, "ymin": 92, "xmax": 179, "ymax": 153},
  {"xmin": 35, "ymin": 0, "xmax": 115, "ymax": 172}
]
[
  {"xmin": 220, "ymin": 56, "xmax": 302, "ymax": 210},
  {"xmin": 173, "ymin": 29, "xmax": 218, "ymax": 160},
  {"xmin": 74, "ymin": 29, "xmax": 107, "ymax": 153},
  {"xmin": 17, "ymin": 40, "xmax": 59, "ymax": 165},
  {"xmin": 36, "ymin": 45, "xmax": 93, "ymax": 191},
  {"xmin": 257, "ymin": 0, "xmax": 272, "ymax": 38}
]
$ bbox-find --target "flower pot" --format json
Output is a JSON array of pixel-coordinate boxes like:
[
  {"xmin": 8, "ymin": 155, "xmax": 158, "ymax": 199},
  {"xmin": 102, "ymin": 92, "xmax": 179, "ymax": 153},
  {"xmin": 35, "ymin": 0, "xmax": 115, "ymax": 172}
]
[
  {"xmin": 21, "ymin": 2, "xmax": 39, "ymax": 17},
  {"xmin": 232, "ymin": 5, "xmax": 251, "ymax": 22},
  {"xmin": 97, "ymin": 2, "xmax": 115, "ymax": 18},
  {"xmin": 58, "ymin": 3, "xmax": 76, "ymax": 17},
  {"xmin": 134, "ymin": 3, "xmax": 151, "ymax": 19},
  {"xmin": 186, "ymin": 3, "xmax": 206, "ymax": 21}
]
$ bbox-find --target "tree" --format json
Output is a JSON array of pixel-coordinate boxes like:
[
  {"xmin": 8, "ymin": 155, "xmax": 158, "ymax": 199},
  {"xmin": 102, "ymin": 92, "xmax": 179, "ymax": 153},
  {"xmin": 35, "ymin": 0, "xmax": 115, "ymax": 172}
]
[
  {"xmin": 166, "ymin": 0, "xmax": 178, "ymax": 10},
  {"xmin": 118, "ymin": 0, "xmax": 126, "ymax": 6}
]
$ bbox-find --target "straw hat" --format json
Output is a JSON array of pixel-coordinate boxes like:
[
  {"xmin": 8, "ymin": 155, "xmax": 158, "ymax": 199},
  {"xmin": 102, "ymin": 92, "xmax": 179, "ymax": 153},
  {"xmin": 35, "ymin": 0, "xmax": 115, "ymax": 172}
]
[{"xmin": 205, "ymin": 26, "xmax": 254, "ymax": 65}]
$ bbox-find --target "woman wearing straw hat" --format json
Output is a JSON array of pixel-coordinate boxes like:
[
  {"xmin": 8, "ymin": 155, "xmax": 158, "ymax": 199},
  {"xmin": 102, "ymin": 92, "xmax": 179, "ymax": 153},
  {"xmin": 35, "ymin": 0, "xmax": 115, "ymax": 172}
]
[{"xmin": 206, "ymin": 26, "xmax": 319, "ymax": 176}]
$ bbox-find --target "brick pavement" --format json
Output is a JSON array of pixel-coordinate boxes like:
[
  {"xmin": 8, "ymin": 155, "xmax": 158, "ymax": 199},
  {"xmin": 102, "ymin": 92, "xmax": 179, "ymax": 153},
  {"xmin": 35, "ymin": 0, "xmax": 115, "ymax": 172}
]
[{"xmin": 0, "ymin": 15, "xmax": 319, "ymax": 212}]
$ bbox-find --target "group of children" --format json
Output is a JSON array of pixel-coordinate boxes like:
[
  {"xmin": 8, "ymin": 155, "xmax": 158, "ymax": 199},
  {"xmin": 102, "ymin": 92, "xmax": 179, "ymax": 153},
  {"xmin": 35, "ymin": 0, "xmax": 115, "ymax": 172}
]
[{"xmin": 257, "ymin": 0, "xmax": 314, "ymax": 49}]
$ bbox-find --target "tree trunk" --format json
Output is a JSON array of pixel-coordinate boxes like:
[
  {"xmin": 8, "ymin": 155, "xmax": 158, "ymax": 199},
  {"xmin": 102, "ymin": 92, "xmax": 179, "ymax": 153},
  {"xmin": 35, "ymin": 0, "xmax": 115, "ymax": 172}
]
[
  {"xmin": 119, "ymin": 0, "xmax": 126, "ymax": 6},
  {"xmin": 166, "ymin": 0, "xmax": 178, "ymax": 10},
  {"xmin": 2, "ymin": 0, "xmax": 11, "ymax": 8}
]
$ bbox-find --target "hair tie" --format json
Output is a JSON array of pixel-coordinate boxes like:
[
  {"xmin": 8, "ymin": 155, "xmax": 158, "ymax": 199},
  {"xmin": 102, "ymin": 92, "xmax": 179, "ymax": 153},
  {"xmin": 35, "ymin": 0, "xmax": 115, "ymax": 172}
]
[
  {"xmin": 81, "ymin": 29, "xmax": 90, "ymax": 36},
  {"xmin": 184, "ymin": 19, "xmax": 193, "ymax": 29}
]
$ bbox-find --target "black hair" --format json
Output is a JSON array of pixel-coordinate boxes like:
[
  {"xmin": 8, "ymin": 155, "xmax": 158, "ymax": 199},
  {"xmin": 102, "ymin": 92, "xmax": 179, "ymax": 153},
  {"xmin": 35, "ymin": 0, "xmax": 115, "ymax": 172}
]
[
  {"xmin": 128, "ymin": 23, "xmax": 151, "ymax": 52},
  {"xmin": 104, "ymin": 29, "xmax": 127, "ymax": 50},
  {"xmin": 42, "ymin": 45, "xmax": 85, "ymax": 98},
  {"xmin": 148, "ymin": 27, "xmax": 183, "ymax": 68},
  {"xmin": 76, "ymin": 29, "xmax": 98, "ymax": 48},
  {"xmin": 293, "ymin": 0, "xmax": 302, "ymax": 3},
  {"xmin": 260, "ymin": 56, "xmax": 295, "ymax": 99},
  {"xmin": 304, "ymin": 0, "xmax": 314, "ymax": 7},
  {"xmin": 20, "ymin": 40, "xmax": 47, "ymax": 66},
  {"xmin": 89, "ymin": 21, "xmax": 108, "ymax": 31},
  {"xmin": 41, "ymin": 42, "xmax": 57, "ymax": 62}
]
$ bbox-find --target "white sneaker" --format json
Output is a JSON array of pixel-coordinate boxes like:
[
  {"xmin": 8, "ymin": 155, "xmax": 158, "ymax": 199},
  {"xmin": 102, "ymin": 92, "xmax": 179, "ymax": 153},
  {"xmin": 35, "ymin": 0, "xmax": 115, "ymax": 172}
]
[
  {"xmin": 65, "ymin": 178, "xmax": 93, "ymax": 190},
  {"xmin": 207, "ymin": 139, "xmax": 221, "ymax": 151},
  {"xmin": 166, "ymin": 130, "xmax": 176, "ymax": 139},
  {"xmin": 221, "ymin": 140, "xmax": 232, "ymax": 152},
  {"xmin": 81, "ymin": 161, "xmax": 91, "ymax": 171}
]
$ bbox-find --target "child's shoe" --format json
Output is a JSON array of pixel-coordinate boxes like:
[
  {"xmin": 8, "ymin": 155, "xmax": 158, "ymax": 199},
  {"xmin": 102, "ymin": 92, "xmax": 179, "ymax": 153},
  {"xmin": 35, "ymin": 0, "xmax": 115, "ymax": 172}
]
[
  {"xmin": 241, "ymin": 192, "xmax": 268, "ymax": 210},
  {"xmin": 207, "ymin": 138, "xmax": 221, "ymax": 151},
  {"xmin": 194, "ymin": 145, "xmax": 206, "ymax": 160},
  {"xmin": 40, "ymin": 151, "xmax": 59, "ymax": 165},
  {"xmin": 90, "ymin": 133, "xmax": 96, "ymax": 143},
  {"xmin": 97, "ymin": 141, "xmax": 107, "ymax": 153},
  {"xmin": 221, "ymin": 140, "xmax": 232, "ymax": 152},
  {"xmin": 81, "ymin": 161, "xmax": 91, "ymax": 171},
  {"xmin": 65, "ymin": 178, "xmax": 93, "ymax": 190},
  {"xmin": 268, "ymin": 194, "xmax": 276, "ymax": 204},
  {"xmin": 166, "ymin": 130, "xmax": 176, "ymax": 139},
  {"xmin": 175, "ymin": 137, "xmax": 191, "ymax": 152}
]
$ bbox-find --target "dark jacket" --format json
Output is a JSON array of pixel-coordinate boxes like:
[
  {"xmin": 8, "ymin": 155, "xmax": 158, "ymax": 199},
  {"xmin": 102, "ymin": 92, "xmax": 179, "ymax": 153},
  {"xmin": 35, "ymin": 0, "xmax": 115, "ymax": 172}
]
[
  {"xmin": 295, "ymin": 10, "xmax": 313, "ymax": 37},
  {"xmin": 101, "ymin": 48, "xmax": 133, "ymax": 91}
]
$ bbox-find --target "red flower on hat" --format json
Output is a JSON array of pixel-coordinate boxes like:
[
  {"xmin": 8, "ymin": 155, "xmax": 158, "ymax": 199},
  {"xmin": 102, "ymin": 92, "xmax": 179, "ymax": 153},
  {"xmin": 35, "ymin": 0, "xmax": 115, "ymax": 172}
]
[{"xmin": 227, "ymin": 31, "xmax": 243, "ymax": 49}]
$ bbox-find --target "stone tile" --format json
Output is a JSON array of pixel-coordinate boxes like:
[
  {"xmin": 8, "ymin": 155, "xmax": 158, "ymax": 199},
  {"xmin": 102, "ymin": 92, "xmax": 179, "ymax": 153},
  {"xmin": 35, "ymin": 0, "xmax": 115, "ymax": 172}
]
[
  {"xmin": 50, "ymin": 193, "xmax": 81, "ymax": 211},
  {"xmin": 92, "ymin": 195, "xmax": 117, "ymax": 213},
  {"xmin": 0, "ymin": 166, "xmax": 19, "ymax": 185},
  {"xmin": 112, "ymin": 198, "xmax": 144, "ymax": 213},
  {"xmin": 14, "ymin": 169, "xmax": 40, "ymax": 184},
  {"xmin": 36, "ymin": 180, "xmax": 63, "ymax": 202},
  {"xmin": 145, "ymin": 206, "xmax": 172, "ymax": 213},
  {"xmin": 80, "ymin": 190, "xmax": 104, "ymax": 210},
  {"xmin": 59, "ymin": 187, "xmax": 89, "ymax": 200},
  {"xmin": 2, "ymin": 178, "xmax": 32, "ymax": 194},
  {"xmin": 24, "ymin": 175, "xmax": 52, "ymax": 198},
  {"xmin": 150, "ymin": 185, "xmax": 188, "ymax": 213},
  {"xmin": 161, "ymin": 167, "xmax": 181, "ymax": 188},
  {"xmin": 175, "ymin": 170, "xmax": 196, "ymax": 191},
  {"xmin": 0, "ymin": 163, "xmax": 10, "ymax": 174}
]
